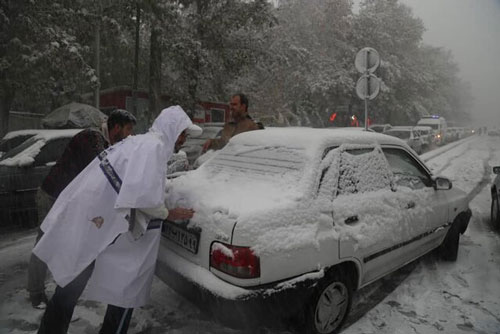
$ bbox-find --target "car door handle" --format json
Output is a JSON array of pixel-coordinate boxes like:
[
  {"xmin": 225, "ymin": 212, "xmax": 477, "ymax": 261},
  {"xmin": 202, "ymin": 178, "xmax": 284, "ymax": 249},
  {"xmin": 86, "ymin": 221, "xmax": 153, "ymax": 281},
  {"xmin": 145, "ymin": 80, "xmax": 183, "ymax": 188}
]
[
  {"xmin": 406, "ymin": 201, "xmax": 416, "ymax": 209},
  {"xmin": 345, "ymin": 215, "xmax": 359, "ymax": 224}
]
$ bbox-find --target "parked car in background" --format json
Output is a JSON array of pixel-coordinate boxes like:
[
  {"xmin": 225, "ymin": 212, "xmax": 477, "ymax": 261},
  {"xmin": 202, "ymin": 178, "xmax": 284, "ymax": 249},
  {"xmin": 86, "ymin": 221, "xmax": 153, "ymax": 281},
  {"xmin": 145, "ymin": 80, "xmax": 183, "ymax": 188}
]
[
  {"xmin": 0, "ymin": 129, "xmax": 81, "ymax": 227},
  {"xmin": 157, "ymin": 128, "xmax": 471, "ymax": 334},
  {"xmin": 166, "ymin": 151, "xmax": 190, "ymax": 178},
  {"xmin": 413, "ymin": 126, "xmax": 433, "ymax": 147},
  {"xmin": 492, "ymin": 166, "xmax": 500, "ymax": 230},
  {"xmin": 0, "ymin": 129, "xmax": 44, "ymax": 158},
  {"xmin": 464, "ymin": 127, "xmax": 475, "ymax": 136},
  {"xmin": 368, "ymin": 123, "xmax": 392, "ymax": 133},
  {"xmin": 181, "ymin": 125, "xmax": 222, "ymax": 166},
  {"xmin": 385, "ymin": 126, "xmax": 423, "ymax": 154},
  {"xmin": 417, "ymin": 115, "xmax": 447, "ymax": 145},
  {"xmin": 446, "ymin": 127, "xmax": 465, "ymax": 142},
  {"xmin": 445, "ymin": 128, "xmax": 457, "ymax": 142},
  {"xmin": 488, "ymin": 128, "xmax": 500, "ymax": 137}
]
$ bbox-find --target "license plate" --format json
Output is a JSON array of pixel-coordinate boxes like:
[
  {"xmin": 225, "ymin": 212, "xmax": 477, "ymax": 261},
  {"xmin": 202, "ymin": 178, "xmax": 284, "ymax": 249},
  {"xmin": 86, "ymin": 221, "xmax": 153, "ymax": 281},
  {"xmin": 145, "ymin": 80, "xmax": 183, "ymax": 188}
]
[{"xmin": 163, "ymin": 221, "xmax": 200, "ymax": 254}]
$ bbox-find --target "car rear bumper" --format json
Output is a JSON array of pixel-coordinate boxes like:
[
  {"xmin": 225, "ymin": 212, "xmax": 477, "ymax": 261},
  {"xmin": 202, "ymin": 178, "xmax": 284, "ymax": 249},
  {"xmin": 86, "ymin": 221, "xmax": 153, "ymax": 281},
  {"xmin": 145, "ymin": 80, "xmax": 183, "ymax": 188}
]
[{"xmin": 155, "ymin": 243, "xmax": 318, "ymax": 329}]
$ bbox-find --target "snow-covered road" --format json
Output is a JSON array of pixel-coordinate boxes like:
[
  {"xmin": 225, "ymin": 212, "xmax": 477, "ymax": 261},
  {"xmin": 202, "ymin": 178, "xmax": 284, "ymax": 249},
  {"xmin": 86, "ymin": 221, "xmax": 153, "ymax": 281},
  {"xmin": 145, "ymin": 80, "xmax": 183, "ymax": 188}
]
[{"xmin": 1, "ymin": 135, "xmax": 499, "ymax": 334}]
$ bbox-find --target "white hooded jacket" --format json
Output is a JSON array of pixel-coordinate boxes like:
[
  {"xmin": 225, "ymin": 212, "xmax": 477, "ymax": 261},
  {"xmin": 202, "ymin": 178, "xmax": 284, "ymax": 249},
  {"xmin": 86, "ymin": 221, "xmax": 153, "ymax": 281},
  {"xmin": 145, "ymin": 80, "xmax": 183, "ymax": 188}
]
[{"xmin": 33, "ymin": 106, "xmax": 198, "ymax": 307}]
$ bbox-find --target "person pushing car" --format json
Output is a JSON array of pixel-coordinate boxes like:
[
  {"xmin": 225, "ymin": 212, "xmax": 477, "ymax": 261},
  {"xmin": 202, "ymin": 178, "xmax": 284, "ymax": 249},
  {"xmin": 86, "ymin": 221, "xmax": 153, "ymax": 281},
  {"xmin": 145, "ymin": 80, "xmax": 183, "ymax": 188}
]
[{"xmin": 33, "ymin": 105, "xmax": 201, "ymax": 334}]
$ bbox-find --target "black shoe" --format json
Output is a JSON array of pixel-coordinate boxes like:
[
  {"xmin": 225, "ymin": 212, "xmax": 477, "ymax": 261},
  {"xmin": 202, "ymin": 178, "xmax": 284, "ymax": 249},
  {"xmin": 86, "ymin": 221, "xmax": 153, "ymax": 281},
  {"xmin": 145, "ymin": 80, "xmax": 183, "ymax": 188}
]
[{"xmin": 30, "ymin": 292, "xmax": 48, "ymax": 309}]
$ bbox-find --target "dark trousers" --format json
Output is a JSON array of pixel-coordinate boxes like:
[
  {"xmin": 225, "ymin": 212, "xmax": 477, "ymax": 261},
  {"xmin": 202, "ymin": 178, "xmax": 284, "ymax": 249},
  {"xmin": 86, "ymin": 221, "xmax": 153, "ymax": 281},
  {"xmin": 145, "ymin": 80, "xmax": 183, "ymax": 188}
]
[
  {"xmin": 37, "ymin": 262, "xmax": 133, "ymax": 334},
  {"xmin": 28, "ymin": 188, "xmax": 56, "ymax": 299},
  {"xmin": 27, "ymin": 229, "xmax": 47, "ymax": 298}
]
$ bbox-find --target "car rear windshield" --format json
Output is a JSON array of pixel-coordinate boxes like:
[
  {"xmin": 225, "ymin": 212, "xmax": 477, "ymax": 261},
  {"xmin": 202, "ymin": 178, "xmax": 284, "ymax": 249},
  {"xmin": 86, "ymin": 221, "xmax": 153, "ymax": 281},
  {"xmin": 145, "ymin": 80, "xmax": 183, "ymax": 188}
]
[
  {"xmin": 386, "ymin": 130, "xmax": 410, "ymax": 140},
  {"xmin": 418, "ymin": 123, "xmax": 439, "ymax": 130},
  {"xmin": 204, "ymin": 144, "xmax": 307, "ymax": 182},
  {"xmin": 0, "ymin": 134, "xmax": 36, "ymax": 153},
  {"xmin": 0, "ymin": 137, "xmax": 38, "ymax": 161},
  {"xmin": 370, "ymin": 126, "xmax": 385, "ymax": 133}
]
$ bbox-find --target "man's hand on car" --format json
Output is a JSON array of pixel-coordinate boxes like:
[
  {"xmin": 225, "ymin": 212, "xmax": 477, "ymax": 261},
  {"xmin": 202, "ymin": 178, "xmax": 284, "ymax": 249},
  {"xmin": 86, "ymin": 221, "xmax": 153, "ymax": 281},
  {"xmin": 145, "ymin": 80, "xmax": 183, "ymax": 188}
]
[
  {"xmin": 167, "ymin": 208, "xmax": 195, "ymax": 221},
  {"xmin": 202, "ymin": 139, "xmax": 212, "ymax": 153}
]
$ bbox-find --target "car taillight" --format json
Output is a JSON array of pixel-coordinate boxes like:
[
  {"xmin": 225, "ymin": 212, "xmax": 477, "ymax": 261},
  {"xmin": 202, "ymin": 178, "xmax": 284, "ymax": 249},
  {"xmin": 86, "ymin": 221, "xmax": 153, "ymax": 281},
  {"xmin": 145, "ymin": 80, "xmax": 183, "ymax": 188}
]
[{"xmin": 210, "ymin": 242, "xmax": 260, "ymax": 279}]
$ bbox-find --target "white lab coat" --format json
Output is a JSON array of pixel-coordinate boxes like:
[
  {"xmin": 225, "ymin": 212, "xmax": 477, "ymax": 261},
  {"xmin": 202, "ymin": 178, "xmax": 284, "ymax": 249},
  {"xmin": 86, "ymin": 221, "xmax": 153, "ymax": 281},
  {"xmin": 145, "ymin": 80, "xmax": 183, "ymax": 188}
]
[{"xmin": 33, "ymin": 106, "xmax": 196, "ymax": 308}]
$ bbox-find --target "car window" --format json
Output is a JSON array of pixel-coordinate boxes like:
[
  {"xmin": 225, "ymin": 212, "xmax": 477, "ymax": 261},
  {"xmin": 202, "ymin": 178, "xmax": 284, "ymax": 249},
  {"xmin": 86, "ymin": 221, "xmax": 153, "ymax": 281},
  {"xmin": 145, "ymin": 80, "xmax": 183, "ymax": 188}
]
[
  {"xmin": 382, "ymin": 147, "xmax": 432, "ymax": 189},
  {"xmin": 0, "ymin": 135, "xmax": 35, "ymax": 152},
  {"xmin": 34, "ymin": 137, "xmax": 72, "ymax": 166},
  {"xmin": 386, "ymin": 130, "xmax": 410, "ymax": 140},
  {"xmin": 336, "ymin": 147, "xmax": 393, "ymax": 196},
  {"xmin": 0, "ymin": 137, "xmax": 38, "ymax": 161}
]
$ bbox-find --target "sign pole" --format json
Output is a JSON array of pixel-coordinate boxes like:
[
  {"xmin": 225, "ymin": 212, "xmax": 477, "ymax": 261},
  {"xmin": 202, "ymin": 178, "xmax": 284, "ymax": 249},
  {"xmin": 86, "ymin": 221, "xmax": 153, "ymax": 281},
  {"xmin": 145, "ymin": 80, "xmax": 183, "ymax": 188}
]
[
  {"xmin": 365, "ymin": 51, "xmax": 369, "ymax": 130},
  {"xmin": 364, "ymin": 97, "xmax": 368, "ymax": 130},
  {"xmin": 355, "ymin": 47, "xmax": 380, "ymax": 130}
]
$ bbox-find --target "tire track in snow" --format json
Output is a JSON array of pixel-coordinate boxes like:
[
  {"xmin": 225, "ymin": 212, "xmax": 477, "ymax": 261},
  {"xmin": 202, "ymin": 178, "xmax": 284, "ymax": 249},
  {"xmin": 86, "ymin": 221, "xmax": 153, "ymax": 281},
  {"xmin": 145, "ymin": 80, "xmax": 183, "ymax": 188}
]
[
  {"xmin": 465, "ymin": 145, "xmax": 494, "ymax": 203},
  {"xmin": 432, "ymin": 141, "xmax": 473, "ymax": 175}
]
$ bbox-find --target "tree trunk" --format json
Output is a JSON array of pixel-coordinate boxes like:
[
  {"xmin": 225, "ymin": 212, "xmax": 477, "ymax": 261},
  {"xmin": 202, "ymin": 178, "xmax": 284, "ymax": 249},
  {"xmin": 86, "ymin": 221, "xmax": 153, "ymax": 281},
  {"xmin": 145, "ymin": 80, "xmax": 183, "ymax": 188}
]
[
  {"xmin": 0, "ymin": 86, "xmax": 15, "ymax": 138},
  {"xmin": 148, "ymin": 27, "xmax": 161, "ymax": 125},
  {"xmin": 187, "ymin": 0, "xmax": 207, "ymax": 114},
  {"xmin": 133, "ymin": 1, "xmax": 141, "ymax": 118}
]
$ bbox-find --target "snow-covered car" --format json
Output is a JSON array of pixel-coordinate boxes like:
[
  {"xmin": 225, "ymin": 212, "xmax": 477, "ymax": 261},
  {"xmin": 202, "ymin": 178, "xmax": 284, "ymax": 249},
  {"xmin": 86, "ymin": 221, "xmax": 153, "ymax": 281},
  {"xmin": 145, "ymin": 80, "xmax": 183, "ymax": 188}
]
[
  {"xmin": 156, "ymin": 127, "xmax": 471, "ymax": 333},
  {"xmin": 166, "ymin": 151, "xmax": 190, "ymax": 178},
  {"xmin": 384, "ymin": 126, "xmax": 423, "ymax": 154},
  {"xmin": 487, "ymin": 128, "xmax": 500, "ymax": 136},
  {"xmin": 491, "ymin": 166, "xmax": 500, "ymax": 230},
  {"xmin": 368, "ymin": 123, "xmax": 392, "ymax": 133},
  {"xmin": 0, "ymin": 129, "xmax": 81, "ymax": 227},
  {"xmin": 413, "ymin": 125, "xmax": 433, "ymax": 147},
  {"xmin": 181, "ymin": 125, "xmax": 222, "ymax": 166},
  {"xmin": 0, "ymin": 129, "xmax": 45, "ymax": 158}
]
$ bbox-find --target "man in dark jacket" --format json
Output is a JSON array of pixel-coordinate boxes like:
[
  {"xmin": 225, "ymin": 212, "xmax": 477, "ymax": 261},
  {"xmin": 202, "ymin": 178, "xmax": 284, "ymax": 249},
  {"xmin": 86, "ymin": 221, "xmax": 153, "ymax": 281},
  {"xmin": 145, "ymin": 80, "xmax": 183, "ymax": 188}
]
[
  {"xmin": 27, "ymin": 109, "xmax": 136, "ymax": 308},
  {"xmin": 202, "ymin": 93, "xmax": 260, "ymax": 152}
]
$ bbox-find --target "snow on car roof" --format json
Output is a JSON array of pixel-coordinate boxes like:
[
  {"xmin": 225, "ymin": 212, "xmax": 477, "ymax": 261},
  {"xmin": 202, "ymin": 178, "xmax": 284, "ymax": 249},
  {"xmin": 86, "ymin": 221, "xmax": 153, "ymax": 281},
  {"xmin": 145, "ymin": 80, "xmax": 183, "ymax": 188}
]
[
  {"xmin": 413, "ymin": 125, "xmax": 432, "ymax": 130},
  {"xmin": 229, "ymin": 127, "xmax": 408, "ymax": 156},
  {"xmin": 30, "ymin": 129, "xmax": 83, "ymax": 140},
  {"xmin": 2, "ymin": 129, "xmax": 45, "ymax": 140},
  {"xmin": 0, "ymin": 129, "xmax": 81, "ymax": 167}
]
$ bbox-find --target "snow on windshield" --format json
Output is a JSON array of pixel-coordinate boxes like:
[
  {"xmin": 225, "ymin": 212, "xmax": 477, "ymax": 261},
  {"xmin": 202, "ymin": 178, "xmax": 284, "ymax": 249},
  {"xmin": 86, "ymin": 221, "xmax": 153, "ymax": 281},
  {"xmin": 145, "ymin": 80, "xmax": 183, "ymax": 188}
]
[
  {"xmin": 0, "ymin": 138, "xmax": 44, "ymax": 167},
  {"xmin": 205, "ymin": 144, "xmax": 305, "ymax": 178},
  {"xmin": 166, "ymin": 142, "xmax": 313, "ymax": 221},
  {"xmin": 418, "ymin": 122, "xmax": 439, "ymax": 130},
  {"xmin": 337, "ymin": 146, "xmax": 393, "ymax": 195},
  {"xmin": 386, "ymin": 130, "xmax": 410, "ymax": 140}
]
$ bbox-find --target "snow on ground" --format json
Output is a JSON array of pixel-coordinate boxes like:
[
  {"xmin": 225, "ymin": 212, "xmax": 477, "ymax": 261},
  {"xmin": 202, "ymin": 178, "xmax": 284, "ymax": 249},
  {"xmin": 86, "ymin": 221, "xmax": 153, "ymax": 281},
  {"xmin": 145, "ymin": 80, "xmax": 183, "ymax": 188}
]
[{"xmin": 1, "ymin": 135, "xmax": 499, "ymax": 334}]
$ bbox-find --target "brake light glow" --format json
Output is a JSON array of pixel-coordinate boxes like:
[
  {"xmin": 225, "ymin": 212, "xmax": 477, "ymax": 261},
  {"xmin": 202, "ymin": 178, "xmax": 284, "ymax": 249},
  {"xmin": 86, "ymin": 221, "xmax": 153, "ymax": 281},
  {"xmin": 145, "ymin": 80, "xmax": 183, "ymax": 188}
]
[{"xmin": 210, "ymin": 242, "xmax": 260, "ymax": 278}]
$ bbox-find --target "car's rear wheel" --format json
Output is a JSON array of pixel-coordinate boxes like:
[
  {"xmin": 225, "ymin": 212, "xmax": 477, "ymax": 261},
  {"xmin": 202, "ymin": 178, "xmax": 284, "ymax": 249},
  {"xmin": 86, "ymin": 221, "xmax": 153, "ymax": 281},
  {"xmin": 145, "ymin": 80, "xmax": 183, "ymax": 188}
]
[
  {"xmin": 491, "ymin": 193, "xmax": 500, "ymax": 230},
  {"xmin": 440, "ymin": 221, "xmax": 460, "ymax": 261},
  {"xmin": 304, "ymin": 271, "xmax": 353, "ymax": 334}
]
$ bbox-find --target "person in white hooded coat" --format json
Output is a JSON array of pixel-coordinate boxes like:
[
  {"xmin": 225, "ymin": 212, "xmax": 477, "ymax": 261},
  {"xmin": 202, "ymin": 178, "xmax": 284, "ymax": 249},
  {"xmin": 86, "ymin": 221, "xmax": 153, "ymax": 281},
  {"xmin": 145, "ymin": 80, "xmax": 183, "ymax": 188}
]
[{"xmin": 33, "ymin": 106, "xmax": 201, "ymax": 334}]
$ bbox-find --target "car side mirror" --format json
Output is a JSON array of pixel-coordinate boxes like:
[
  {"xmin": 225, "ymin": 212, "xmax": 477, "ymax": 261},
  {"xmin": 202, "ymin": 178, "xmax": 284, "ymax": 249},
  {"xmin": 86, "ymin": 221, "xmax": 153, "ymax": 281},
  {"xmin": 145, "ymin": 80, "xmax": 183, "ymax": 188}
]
[
  {"xmin": 493, "ymin": 166, "xmax": 500, "ymax": 175},
  {"xmin": 434, "ymin": 177, "xmax": 452, "ymax": 190}
]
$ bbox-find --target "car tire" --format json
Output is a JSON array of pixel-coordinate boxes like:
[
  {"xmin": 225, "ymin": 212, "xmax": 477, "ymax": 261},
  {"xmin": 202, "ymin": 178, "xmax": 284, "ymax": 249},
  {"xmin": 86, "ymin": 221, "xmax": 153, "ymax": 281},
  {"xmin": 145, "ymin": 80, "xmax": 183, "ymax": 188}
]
[
  {"xmin": 304, "ymin": 271, "xmax": 353, "ymax": 334},
  {"xmin": 491, "ymin": 193, "xmax": 500, "ymax": 230},
  {"xmin": 440, "ymin": 221, "xmax": 460, "ymax": 261}
]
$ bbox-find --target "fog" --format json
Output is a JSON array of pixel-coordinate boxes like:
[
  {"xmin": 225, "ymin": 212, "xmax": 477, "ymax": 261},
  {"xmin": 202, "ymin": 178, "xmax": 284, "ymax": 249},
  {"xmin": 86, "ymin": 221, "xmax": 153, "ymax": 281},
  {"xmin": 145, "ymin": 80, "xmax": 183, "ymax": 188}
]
[{"xmin": 400, "ymin": 0, "xmax": 500, "ymax": 126}]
